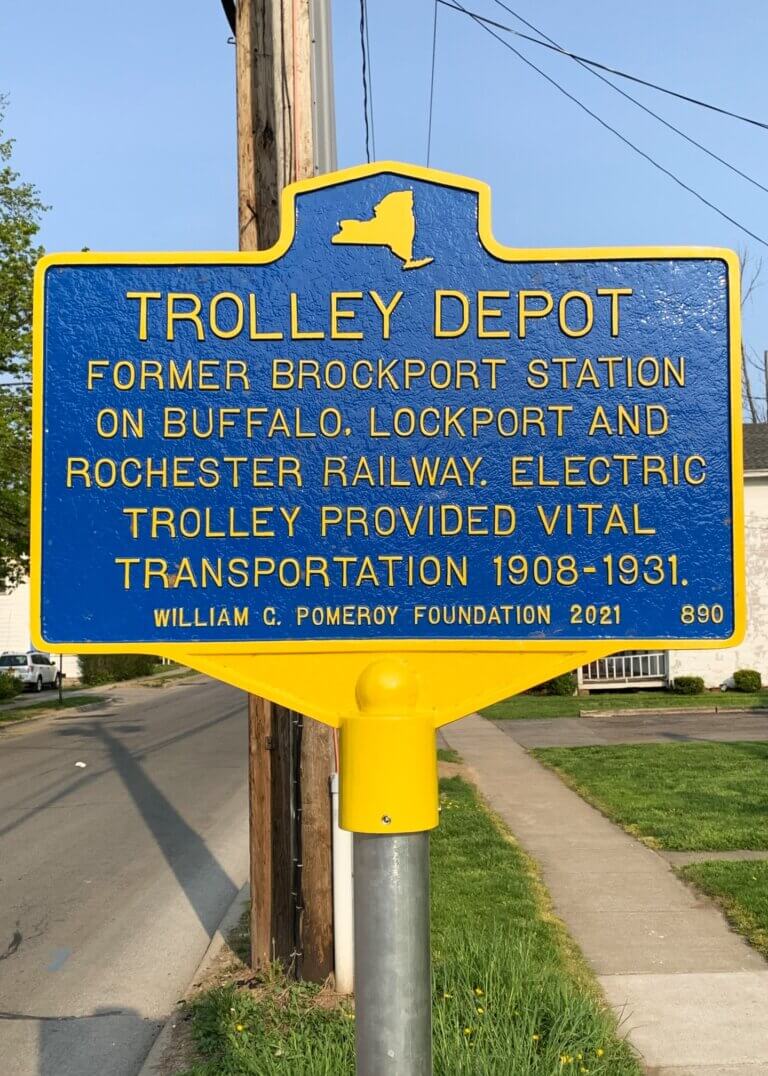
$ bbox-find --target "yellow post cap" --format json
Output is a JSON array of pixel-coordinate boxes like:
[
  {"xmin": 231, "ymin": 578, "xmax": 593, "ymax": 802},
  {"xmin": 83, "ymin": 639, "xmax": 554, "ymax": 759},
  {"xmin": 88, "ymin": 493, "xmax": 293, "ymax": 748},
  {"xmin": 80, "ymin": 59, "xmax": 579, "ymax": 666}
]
[{"xmin": 339, "ymin": 658, "xmax": 438, "ymax": 834}]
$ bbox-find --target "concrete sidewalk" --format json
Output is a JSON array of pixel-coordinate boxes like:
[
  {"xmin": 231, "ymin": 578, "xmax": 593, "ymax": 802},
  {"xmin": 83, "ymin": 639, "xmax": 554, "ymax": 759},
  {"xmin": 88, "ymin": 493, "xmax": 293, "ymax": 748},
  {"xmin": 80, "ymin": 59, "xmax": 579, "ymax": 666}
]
[{"xmin": 441, "ymin": 715, "xmax": 768, "ymax": 1076}]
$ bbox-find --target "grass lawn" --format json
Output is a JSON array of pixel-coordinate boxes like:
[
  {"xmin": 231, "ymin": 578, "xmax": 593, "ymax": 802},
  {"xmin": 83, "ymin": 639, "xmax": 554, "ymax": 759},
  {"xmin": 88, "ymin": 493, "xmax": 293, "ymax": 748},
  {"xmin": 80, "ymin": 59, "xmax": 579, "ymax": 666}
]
[
  {"xmin": 437, "ymin": 746, "xmax": 461, "ymax": 763},
  {"xmin": 535, "ymin": 742, "xmax": 768, "ymax": 850},
  {"xmin": 0, "ymin": 693, "xmax": 109, "ymax": 723},
  {"xmin": 483, "ymin": 690, "xmax": 768, "ymax": 721},
  {"xmin": 678, "ymin": 861, "xmax": 768, "ymax": 959},
  {"xmin": 178, "ymin": 778, "xmax": 639, "ymax": 1075}
]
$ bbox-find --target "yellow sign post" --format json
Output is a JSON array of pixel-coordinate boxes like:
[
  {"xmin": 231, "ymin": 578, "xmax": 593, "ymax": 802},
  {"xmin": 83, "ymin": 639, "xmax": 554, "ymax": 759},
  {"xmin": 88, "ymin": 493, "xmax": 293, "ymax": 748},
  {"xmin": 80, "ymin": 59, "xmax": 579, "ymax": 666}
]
[{"xmin": 33, "ymin": 163, "xmax": 743, "ymax": 1073}]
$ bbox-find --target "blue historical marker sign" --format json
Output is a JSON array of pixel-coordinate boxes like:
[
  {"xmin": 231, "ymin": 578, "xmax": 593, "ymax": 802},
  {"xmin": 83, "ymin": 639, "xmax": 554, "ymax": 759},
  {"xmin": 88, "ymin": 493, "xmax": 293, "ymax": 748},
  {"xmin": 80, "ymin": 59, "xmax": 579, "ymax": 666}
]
[{"xmin": 32, "ymin": 164, "xmax": 743, "ymax": 652}]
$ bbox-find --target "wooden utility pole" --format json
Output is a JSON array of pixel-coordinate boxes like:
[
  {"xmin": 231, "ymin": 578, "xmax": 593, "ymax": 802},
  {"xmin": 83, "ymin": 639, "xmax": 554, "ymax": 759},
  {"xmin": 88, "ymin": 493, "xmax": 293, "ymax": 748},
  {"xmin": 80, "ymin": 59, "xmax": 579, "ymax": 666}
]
[
  {"xmin": 298, "ymin": 720, "xmax": 335, "ymax": 979},
  {"xmin": 233, "ymin": 0, "xmax": 335, "ymax": 980},
  {"xmin": 247, "ymin": 694, "xmax": 293, "ymax": 968}
]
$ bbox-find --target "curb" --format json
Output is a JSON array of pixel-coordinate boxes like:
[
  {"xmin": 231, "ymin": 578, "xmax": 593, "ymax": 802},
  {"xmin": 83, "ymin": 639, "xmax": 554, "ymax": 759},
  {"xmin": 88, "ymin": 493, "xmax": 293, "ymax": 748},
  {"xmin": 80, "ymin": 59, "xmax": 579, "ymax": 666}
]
[
  {"xmin": 0, "ymin": 697, "xmax": 112, "ymax": 733},
  {"xmin": 138, "ymin": 881, "xmax": 251, "ymax": 1076},
  {"xmin": 0, "ymin": 668, "xmax": 202, "ymax": 734},
  {"xmin": 0, "ymin": 664, "xmax": 192, "ymax": 715},
  {"xmin": 579, "ymin": 705, "xmax": 768, "ymax": 719}
]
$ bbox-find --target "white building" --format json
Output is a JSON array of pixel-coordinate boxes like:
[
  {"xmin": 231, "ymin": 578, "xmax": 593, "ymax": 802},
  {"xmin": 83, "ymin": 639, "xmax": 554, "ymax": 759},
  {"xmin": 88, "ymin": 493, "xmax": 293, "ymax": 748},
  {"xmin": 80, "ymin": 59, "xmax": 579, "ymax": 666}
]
[
  {"xmin": 580, "ymin": 423, "xmax": 768, "ymax": 691},
  {"xmin": 0, "ymin": 579, "xmax": 80, "ymax": 680}
]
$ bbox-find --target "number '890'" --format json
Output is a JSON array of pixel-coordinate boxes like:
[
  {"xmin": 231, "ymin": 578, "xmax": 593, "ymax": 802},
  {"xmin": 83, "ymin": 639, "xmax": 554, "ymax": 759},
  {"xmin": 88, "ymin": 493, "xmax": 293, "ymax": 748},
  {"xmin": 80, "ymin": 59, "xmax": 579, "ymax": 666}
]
[{"xmin": 680, "ymin": 604, "xmax": 724, "ymax": 624}]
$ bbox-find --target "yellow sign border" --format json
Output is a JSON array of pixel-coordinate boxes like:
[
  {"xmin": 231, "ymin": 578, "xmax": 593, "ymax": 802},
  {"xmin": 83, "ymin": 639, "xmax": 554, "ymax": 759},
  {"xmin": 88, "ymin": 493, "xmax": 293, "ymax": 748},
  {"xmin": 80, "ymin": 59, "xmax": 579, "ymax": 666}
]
[{"xmin": 31, "ymin": 160, "xmax": 745, "ymax": 658}]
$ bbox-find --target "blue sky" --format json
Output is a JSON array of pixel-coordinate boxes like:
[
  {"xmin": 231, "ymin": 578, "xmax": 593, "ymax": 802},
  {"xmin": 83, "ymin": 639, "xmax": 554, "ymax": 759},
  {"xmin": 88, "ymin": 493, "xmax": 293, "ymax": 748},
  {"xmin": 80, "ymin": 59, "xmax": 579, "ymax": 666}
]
[{"xmin": 1, "ymin": 0, "xmax": 766, "ymax": 377}]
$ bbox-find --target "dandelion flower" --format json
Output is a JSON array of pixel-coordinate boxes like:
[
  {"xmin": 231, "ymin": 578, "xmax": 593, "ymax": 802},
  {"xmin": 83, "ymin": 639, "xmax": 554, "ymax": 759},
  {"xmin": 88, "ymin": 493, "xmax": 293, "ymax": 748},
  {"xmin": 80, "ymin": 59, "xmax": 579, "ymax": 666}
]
[
  {"xmin": 476, "ymin": 1006, "xmax": 484, "ymax": 1015},
  {"xmin": 474, "ymin": 987, "xmax": 484, "ymax": 996},
  {"xmin": 595, "ymin": 1048, "xmax": 604, "ymax": 1058},
  {"xmin": 442, "ymin": 993, "xmax": 453, "ymax": 1000},
  {"xmin": 236, "ymin": 1024, "xmax": 244, "ymax": 1032},
  {"xmin": 532, "ymin": 1033, "xmax": 540, "ymax": 1042},
  {"xmin": 464, "ymin": 1027, "xmax": 473, "ymax": 1036}
]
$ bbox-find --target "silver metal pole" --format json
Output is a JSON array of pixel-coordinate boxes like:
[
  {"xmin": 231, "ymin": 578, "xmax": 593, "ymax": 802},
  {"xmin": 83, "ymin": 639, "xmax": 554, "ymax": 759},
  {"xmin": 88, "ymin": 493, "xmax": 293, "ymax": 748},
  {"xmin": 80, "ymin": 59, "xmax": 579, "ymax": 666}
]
[
  {"xmin": 353, "ymin": 832, "xmax": 432, "ymax": 1075},
  {"xmin": 310, "ymin": 0, "xmax": 338, "ymax": 173},
  {"xmin": 310, "ymin": 15, "xmax": 434, "ymax": 1071}
]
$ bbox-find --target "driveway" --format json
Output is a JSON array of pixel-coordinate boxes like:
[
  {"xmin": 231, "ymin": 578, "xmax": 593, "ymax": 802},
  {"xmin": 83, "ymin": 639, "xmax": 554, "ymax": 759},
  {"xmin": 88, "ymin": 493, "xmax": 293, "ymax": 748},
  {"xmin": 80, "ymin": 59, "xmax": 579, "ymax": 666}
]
[{"xmin": 495, "ymin": 710, "xmax": 768, "ymax": 748}]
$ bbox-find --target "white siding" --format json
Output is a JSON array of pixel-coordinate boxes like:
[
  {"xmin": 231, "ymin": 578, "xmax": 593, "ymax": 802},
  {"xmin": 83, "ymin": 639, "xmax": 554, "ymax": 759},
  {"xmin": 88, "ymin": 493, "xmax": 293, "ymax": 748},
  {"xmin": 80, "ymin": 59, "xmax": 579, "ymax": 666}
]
[
  {"xmin": 0, "ymin": 579, "xmax": 80, "ymax": 679},
  {"xmin": 668, "ymin": 476, "xmax": 768, "ymax": 687}
]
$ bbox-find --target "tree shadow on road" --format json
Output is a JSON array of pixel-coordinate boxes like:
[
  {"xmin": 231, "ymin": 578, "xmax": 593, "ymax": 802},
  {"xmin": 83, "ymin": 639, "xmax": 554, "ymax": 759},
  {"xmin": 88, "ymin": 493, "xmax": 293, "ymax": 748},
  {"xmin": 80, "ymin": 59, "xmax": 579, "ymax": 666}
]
[
  {"xmin": 0, "ymin": 1006, "xmax": 162, "ymax": 1076},
  {"xmin": 0, "ymin": 706, "xmax": 240, "ymax": 846},
  {"xmin": 0, "ymin": 700, "xmax": 246, "ymax": 1074},
  {"xmin": 55, "ymin": 721, "xmax": 239, "ymax": 938}
]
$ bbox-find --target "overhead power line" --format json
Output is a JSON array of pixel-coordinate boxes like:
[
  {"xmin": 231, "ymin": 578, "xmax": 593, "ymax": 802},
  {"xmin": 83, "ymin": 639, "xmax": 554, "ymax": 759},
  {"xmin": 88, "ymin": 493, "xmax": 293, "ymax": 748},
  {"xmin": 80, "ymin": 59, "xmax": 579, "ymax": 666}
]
[
  {"xmin": 438, "ymin": 0, "xmax": 768, "ymax": 132},
  {"xmin": 363, "ymin": 0, "xmax": 377, "ymax": 159},
  {"xmin": 481, "ymin": 0, "xmax": 768, "ymax": 198},
  {"xmin": 426, "ymin": 0, "xmax": 440, "ymax": 165},
  {"xmin": 443, "ymin": 0, "xmax": 768, "ymax": 249},
  {"xmin": 359, "ymin": 0, "xmax": 375, "ymax": 162}
]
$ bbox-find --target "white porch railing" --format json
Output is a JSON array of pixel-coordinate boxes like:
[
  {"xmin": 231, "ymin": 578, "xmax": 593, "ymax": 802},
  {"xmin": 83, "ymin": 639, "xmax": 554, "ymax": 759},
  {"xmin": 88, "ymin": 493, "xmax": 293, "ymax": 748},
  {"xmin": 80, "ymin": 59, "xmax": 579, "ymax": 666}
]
[{"xmin": 581, "ymin": 651, "xmax": 669, "ymax": 690}]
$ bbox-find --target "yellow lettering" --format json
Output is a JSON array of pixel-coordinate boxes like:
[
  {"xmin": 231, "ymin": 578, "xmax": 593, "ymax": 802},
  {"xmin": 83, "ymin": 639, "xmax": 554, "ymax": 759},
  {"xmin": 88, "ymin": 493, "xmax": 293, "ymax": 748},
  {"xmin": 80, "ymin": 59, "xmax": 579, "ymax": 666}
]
[
  {"xmin": 167, "ymin": 293, "xmax": 204, "ymax": 341},
  {"xmin": 477, "ymin": 290, "xmax": 511, "ymax": 338},
  {"xmin": 290, "ymin": 293, "xmax": 324, "ymax": 339},
  {"xmin": 330, "ymin": 291, "xmax": 364, "ymax": 340},
  {"xmin": 559, "ymin": 291, "xmax": 594, "ymax": 338},
  {"xmin": 66, "ymin": 458, "xmax": 90, "ymax": 487},
  {"xmin": 209, "ymin": 292, "xmax": 244, "ymax": 339},
  {"xmin": 596, "ymin": 287, "xmax": 632, "ymax": 336},
  {"xmin": 126, "ymin": 291, "xmax": 161, "ymax": 341},
  {"xmin": 526, "ymin": 358, "xmax": 548, "ymax": 389},
  {"xmin": 87, "ymin": 360, "xmax": 109, "ymax": 389},
  {"xmin": 434, "ymin": 290, "xmax": 469, "ymax": 338},
  {"xmin": 518, "ymin": 290, "xmax": 553, "ymax": 338},
  {"xmin": 370, "ymin": 290, "xmax": 403, "ymax": 339},
  {"xmin": 248, "ymin": 294, "xmax": 284, "ymax": 340},
  {"xmin": 115, "ymin": 557, "xmax": 140, "ymax": 588}
]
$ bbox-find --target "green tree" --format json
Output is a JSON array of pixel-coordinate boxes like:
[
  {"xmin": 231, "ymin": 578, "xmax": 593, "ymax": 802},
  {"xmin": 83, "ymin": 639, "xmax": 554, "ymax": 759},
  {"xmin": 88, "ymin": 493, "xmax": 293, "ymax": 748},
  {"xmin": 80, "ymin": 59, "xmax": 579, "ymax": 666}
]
[{"xmin": 0, "ymin": 96, "xmax": 46, "ymax": 585}]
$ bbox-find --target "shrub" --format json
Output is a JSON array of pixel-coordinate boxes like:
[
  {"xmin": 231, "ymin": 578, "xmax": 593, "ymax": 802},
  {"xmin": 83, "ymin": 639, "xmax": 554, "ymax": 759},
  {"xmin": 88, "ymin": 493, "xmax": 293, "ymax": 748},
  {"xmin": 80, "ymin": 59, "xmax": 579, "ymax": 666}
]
[
  {"xmin": 734, "ymin": 669, "xmax": 762, "ymax": 693},
  {"xmin": 79, "ymin": 654, "xmax": 157, "ymax": 686},
  {"xmin": 0, "ymin": 672, "xmax": 22, "ymax": 700},
  {"xmin": 672, "ymin": 675, "xmax": 704, "ymax": 695},
  {"xmin": 533, "ymin": 672, "xmax": 577, "ymax": 697}
]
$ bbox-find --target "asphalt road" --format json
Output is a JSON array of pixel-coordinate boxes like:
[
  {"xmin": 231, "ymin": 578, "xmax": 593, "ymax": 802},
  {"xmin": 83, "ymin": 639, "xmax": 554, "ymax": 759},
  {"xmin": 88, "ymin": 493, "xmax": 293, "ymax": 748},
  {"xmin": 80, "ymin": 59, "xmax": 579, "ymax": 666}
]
[{"xmin": 0, "ymin": 674, "xmax": 249, "ymax": 1076}]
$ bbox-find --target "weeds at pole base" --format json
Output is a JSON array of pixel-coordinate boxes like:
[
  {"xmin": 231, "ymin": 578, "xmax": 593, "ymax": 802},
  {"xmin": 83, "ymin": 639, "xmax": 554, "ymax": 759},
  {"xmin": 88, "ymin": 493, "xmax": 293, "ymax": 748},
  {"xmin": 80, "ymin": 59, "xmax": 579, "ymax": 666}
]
[{"xmin": 177, "ymin": 778, "xmax": 640, "ymax": 1075}]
